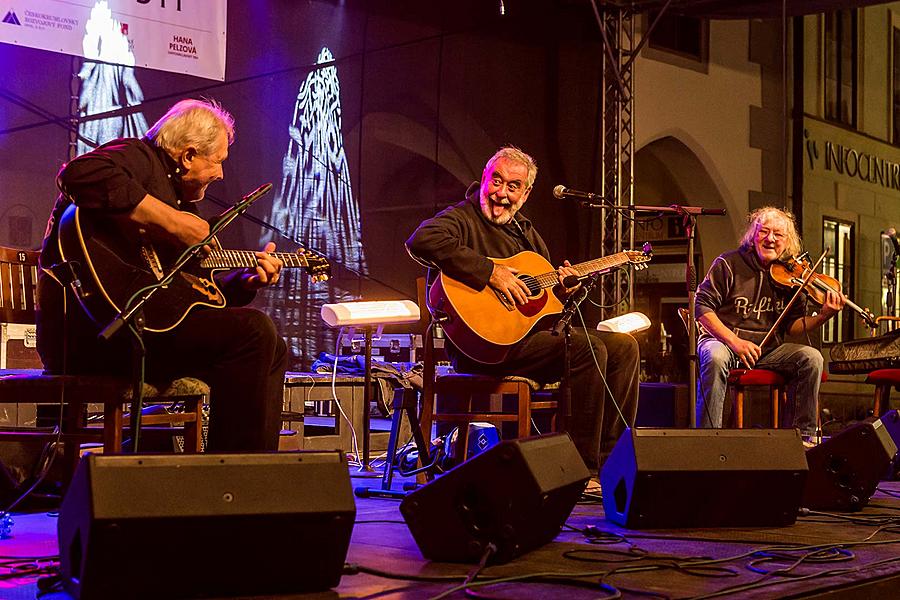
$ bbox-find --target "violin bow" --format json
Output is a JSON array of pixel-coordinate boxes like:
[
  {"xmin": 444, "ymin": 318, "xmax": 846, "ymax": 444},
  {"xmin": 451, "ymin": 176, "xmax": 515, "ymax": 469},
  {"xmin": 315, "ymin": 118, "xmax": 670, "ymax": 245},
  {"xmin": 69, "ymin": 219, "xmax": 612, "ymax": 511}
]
[{"xmin": 757, "ymin": 248, "xmax": 829, "ymax": 355}]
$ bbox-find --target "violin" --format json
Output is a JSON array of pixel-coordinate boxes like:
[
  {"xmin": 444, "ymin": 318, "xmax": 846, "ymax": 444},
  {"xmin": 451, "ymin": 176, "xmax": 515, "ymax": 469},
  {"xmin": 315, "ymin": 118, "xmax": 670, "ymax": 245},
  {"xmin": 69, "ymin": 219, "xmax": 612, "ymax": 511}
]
[{"xmin": 769, "ymin": 253, "xmax": 877, "ymax": 329}]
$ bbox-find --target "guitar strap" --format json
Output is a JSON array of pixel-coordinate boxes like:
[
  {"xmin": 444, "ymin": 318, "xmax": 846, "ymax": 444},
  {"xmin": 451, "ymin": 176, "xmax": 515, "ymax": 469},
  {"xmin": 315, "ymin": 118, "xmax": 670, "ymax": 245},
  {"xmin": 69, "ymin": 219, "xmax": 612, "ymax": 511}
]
[{"xmin": 508, "ymin": 217, "xmax": 537, "ymax": 254}]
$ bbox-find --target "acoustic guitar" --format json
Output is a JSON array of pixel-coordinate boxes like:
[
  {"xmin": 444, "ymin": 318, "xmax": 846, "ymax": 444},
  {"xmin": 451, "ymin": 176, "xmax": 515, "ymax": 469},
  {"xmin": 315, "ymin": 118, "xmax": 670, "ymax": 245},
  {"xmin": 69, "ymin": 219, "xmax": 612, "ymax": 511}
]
[
  {"xmin": 428, "ymin": 249, "xmax": 651, "ymax": 363},
  {"xmin": 57, "ymin": 203, "xmax": 330, "ymax": 333}
]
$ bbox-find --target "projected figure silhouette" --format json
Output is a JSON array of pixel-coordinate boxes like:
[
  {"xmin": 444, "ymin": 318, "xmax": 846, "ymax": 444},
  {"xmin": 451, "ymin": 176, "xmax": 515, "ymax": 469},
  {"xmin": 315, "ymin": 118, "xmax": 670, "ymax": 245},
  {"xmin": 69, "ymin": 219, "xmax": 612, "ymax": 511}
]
[
  {"xmin": 262, "ymin": 47, "xmax": 367, "ymax": 368},
  {"xmin": 76, "ymin": 1, "xmax": 147, "ymax": 156}
]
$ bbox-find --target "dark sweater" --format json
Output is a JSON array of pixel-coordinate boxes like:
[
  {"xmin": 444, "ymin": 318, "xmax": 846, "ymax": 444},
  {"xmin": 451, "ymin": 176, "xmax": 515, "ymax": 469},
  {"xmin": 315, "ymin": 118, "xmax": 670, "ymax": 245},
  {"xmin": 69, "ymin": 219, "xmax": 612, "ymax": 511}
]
[
  {"xmin": 695, "ymin": 246, "xmax": 805, "ymax": 346},
  {"xmin": 405, "ymin": 182, "xmax": 550, "ymax": 290},
  {"xmin": 37, "ymin": 137, "xmax": 253, "ymax": 372}
]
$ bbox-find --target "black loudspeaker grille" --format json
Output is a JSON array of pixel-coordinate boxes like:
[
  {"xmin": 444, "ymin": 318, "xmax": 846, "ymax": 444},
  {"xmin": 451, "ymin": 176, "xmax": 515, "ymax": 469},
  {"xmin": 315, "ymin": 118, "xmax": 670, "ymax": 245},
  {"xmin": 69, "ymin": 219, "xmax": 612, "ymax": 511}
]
[
  {"xmin": 601, "ymin": 428, "xmax": 808, "ymax": 529},
  {"xmin": 400, "ymin": 433, "xmax": 590, "ymax": 564},
  {"xmin": 58, "ymin": 452, "xmax": 356, "ymax": 599},
  {"xmin": 803, "ymin": 419, "xmax": 897, "ymax": 511}
]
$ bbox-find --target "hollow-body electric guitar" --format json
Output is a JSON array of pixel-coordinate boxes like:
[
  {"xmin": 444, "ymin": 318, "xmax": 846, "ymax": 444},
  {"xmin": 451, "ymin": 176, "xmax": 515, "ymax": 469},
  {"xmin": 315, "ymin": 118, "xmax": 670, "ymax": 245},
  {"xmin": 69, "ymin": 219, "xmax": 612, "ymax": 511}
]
[
  {"xmin": 428, "ymin": 249, "xmax": 651, "ymax": 364},
  {"xmin": 57, "ymin": 203, "xmax": 330, "ymax": 333}
]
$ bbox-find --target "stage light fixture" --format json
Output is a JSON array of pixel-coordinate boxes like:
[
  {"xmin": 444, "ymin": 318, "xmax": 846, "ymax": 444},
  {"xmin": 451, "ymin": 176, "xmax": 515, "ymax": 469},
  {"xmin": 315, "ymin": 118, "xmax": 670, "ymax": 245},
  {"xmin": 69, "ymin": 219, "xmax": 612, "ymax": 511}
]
[
  {"xmin": 320, "ymin": 299, "xmax": 420, "ymax": 471},
  {"xmin": 596, "ymin": 311, "xmax": 651, "ymax": 334},
  {"xmin": 321, "ymin": 300, "xmax": 420, "ymax": 328}
]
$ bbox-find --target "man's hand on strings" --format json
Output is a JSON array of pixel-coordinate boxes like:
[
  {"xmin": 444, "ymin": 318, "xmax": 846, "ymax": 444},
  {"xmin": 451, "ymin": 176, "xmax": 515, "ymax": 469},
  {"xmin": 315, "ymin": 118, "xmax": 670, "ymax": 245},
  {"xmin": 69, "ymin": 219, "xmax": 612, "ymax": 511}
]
[
  {"xmin": 242, "ymin": 242, "xmax": 283, "ymax": 289},
  {"xmin": 489, "ymin": 263, "xmax": 530, "ymax": 305},
  {"xmin": 557, "ymin": 260, "xmax": 580, "ymax": 293},
  {"xmin": 728, "ymin": 337, "xmax": 762, "ymax": 369}
]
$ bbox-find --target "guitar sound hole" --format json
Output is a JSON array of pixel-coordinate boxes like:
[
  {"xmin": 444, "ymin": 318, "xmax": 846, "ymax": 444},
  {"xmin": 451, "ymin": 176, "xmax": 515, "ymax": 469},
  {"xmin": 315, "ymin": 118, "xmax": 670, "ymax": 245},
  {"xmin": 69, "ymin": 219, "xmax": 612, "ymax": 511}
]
[{"xmin": 518, "ymin": 275, "xmax": 541, "ymax": 297}]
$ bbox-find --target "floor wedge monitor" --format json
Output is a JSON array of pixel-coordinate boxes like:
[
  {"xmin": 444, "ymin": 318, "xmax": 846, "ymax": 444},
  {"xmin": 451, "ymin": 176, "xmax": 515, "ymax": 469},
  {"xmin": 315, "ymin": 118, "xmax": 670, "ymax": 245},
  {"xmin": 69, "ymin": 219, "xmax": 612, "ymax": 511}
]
[
  {"xmin": 400, "ymin": 433, "xmax": 590, "ymax": 564},
  {"xmin": 803, "ymin": 418, "xmax": 897, "ymax": 511},
  {"xmin": 58, "ymin": 452, "xmax": 356, "ymax": 599},
  {"xmin": 601, "ymin": 428, "xmax": 808, "ymax": 528}
]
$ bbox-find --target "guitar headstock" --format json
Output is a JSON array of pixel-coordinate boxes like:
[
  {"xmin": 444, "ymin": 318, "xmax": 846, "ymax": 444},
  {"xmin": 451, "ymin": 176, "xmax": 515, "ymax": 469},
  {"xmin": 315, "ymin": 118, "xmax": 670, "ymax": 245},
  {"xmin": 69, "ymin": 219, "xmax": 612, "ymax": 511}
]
[
  {"xmin": 296, "ymin": 247, "xmax": 331, "ymax": 283},
  {"xmin": 625, "ymin": 244, "xmax": 652, "ymax": 270}
]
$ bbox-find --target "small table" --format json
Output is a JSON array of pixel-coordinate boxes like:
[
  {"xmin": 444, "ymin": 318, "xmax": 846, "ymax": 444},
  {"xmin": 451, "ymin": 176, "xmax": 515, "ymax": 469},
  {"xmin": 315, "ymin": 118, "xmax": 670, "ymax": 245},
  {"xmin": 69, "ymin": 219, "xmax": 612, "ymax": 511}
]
[{"xmin": 283, "ymin": 372, "xmax": 411, "ymax": 454}]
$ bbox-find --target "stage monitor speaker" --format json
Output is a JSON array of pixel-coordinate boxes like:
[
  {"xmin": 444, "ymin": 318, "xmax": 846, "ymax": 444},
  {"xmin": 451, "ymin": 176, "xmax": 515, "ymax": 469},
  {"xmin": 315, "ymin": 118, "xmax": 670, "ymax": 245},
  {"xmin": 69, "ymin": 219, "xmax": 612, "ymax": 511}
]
[
  {"xmin": 399, "ymin": 433, "xmax": 590, "ymax": 564},
  {"xmin": 58, "ymin": 452, "xmax": 356, "ymax": 599},
  {"xmin": 802, "ymin": 418, "xmax": 897, "ymax": 511},
  {"xmin": 600, "ymin": 428, "xmax": 807, "ymax": 528},
  {"xmin": 876, "ymin": 409, "xmax": 900, "ymax": 479}
]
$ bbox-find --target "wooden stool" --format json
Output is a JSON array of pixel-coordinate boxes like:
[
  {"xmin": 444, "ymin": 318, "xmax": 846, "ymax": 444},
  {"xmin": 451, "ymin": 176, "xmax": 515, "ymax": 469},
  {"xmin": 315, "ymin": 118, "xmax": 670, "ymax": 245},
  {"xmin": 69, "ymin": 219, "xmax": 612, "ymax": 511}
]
[
  {"xmin": 0, "ymin": 372, "xmax": 207, "ymax": 484},
  {"xmin": 727, "ymin": 368, "xmax": 786, "ymax": 428},
  {"xmin": 419, "ymin": 373, "xmax": 559, "ymax": 462},
  {"xmin": 865, "ymin": 368, "xmax": 900, "ymax": 417}
]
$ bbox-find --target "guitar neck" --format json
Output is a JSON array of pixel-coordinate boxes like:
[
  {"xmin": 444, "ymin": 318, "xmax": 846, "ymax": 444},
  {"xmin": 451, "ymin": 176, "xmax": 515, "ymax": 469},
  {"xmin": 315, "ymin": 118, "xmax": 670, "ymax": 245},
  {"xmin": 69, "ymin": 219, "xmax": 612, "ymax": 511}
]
[
  {"xmin": 532, "ymin": 252, "xmax": 629, "ymax": 289},
  {"xmin": 201, "ymin": 250, "xmax": 307, "ymax": 269}
]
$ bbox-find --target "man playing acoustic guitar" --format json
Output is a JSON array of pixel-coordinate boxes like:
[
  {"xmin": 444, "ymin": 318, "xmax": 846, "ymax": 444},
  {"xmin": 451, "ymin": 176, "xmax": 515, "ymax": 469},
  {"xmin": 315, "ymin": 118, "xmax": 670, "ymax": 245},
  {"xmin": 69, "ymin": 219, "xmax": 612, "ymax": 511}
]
[
  {"xmin": 406, "ymin": 146, "xmax": 639, "ymax": 470},
  {"xmin": 695, "ymin": 207, "xmax": 845, "ymax": 440},
  {"xmin": 37, "ymin": 99, "xmax": 288, "ymax": 452}
]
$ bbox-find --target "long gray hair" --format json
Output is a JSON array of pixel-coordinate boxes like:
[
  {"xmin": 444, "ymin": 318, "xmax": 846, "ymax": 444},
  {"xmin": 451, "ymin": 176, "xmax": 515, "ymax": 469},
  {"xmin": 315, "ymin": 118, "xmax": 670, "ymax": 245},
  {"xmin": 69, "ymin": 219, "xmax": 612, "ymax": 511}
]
[{"xmin": 739, "ymin": 206, "xmax": 802, "ymax": 258}]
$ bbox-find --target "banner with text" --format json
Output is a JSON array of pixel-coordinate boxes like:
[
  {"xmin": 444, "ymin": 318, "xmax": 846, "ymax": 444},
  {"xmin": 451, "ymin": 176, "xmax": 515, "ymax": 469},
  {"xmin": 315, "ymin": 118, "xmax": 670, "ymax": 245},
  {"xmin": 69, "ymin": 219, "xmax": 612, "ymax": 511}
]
[{"xmin": 0, "ymin": 0, "xmax": 226, "ymax": 81}]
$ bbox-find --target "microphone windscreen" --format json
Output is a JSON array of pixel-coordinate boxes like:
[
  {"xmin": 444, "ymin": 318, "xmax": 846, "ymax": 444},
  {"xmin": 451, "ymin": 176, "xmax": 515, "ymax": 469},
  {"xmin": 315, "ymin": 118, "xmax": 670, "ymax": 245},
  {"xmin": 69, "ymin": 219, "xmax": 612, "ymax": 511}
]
[
  {"xmin": 552, "ymin": 185, "xmax": 566, "ymax": 199},
  {"xmin": 562, "ymin": 275, "xmax": 580, "ymax": 288}
]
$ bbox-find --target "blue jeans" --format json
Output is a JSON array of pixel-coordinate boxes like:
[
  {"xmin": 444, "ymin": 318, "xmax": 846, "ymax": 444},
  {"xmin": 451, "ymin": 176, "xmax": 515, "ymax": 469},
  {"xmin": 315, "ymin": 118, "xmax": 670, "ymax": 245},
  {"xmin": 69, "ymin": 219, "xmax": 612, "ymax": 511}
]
[{"xmin": 696, "ymin": 337, "xmax": 822, "ymax": 436}]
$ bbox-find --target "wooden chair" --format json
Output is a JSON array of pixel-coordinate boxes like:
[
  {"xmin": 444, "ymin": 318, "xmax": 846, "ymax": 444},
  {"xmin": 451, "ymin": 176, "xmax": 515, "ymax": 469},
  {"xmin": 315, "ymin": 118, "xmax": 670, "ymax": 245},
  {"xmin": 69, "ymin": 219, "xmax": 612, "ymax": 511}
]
[
  {"xmin": 416, "ymin": 278, "xmax": 560, "ymax": 462},
  {"xmin": 0, "ymin": 247, "xmax": 206, "ymax": 484}
]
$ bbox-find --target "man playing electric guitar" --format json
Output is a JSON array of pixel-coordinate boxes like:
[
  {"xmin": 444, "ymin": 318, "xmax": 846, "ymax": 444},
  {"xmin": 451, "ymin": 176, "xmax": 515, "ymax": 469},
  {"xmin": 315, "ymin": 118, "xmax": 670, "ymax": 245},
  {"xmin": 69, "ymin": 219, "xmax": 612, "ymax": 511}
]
[
  {"xmin": 37, "ymin": 99, "xmax": 288, "ymax": 453},
  {"xmin": 406, "ymin": 146, "xmax": 639, "ymax": 470}
]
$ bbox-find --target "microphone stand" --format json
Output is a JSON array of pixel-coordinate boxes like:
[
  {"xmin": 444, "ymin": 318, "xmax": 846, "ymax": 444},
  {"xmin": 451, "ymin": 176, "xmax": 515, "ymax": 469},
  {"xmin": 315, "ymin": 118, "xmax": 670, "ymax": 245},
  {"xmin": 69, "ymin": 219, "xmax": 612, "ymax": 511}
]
[
  {"xmin": 98, "ymin": 183, "xmax": 272, "ymax": 453},
  {"xmin": 887, "ymin": 248, "xmax": 898, "ymax": 326},
  {"xmin": 570, "ymin": 199, "xmax": 726, "ymax": 428},
  {"xmin": 552, "ymin": 274, "xmax": 601, "ymax": 426}
]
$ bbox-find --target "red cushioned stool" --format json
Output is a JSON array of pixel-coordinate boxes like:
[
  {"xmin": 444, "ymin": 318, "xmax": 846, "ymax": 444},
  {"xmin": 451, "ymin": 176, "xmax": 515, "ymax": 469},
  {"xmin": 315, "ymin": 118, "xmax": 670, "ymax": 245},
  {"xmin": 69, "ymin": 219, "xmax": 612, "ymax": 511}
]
[
  {"xmin": 727, "ymin": 368, "xmax": 786, "ymax": 428},
  {"xmin": 865, "ymin": 368, "xmax": 900, "ymax": 417}
]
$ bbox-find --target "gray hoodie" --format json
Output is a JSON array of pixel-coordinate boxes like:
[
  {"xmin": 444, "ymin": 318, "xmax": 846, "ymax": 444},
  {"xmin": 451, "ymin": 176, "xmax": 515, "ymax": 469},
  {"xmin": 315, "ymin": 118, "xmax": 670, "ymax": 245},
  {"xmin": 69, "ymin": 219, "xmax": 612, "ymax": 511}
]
[{"xmin": 695, "ymin": 246, "xmax": 806, "ymax": 347}]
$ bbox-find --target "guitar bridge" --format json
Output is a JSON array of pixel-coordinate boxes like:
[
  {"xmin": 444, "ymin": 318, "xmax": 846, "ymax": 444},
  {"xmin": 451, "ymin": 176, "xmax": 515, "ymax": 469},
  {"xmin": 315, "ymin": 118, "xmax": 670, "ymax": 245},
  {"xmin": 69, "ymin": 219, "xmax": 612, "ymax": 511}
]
[
  {"xmin": 492, "ymin": 289, "xmax": 516, "ymax": 312},
  {"xmin": 141, "ymin": 244, "xmax": 164, "ymax": 281}
]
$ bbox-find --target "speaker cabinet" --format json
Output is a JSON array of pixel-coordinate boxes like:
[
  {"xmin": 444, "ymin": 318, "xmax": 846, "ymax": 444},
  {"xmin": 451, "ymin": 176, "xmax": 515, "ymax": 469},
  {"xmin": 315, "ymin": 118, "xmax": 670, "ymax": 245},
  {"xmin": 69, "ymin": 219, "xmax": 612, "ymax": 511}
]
[
  {"xmin": 58, "ymin": 452, "xmax": 355, "ymax": 599},
  {"xmin": 600, "ymin": 428, "xmax": 807, "ymax": 528},
  {"xmin": 400, "ymin": 433, "xmax": 590, "ymax": 564},
  {"xmin": 876, "ymin": 409, "xmax": 900, "ymax": 480},
  {"xmin": 802, "ymin": 419, "xmax": 897, "ymax": 511}
]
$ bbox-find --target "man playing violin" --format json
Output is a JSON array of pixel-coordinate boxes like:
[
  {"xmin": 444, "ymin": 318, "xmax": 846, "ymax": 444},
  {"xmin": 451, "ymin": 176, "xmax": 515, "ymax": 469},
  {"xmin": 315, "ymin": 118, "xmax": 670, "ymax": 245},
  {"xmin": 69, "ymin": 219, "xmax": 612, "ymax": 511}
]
[{"xmin": 695, "ymin": 207, "xmax": 845, "ymax": 439}]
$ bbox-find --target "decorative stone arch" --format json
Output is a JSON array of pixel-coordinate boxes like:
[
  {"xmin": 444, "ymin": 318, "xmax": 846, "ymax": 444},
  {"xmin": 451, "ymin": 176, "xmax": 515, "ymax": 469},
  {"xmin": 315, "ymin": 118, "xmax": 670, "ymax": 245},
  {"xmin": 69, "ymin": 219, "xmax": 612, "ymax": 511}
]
[{"xmin": 636, "ymin": 134, "xmax": 740, "ymax": 271}]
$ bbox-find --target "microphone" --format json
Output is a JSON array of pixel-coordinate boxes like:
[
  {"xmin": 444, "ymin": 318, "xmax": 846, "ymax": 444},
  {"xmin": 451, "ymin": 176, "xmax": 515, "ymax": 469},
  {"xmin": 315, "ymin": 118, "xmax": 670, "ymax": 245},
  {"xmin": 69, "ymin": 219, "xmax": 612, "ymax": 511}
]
[
  {"xmin": 553, "ymin": 185, "xmax": 602, "ymax": 202},
  {"xmin": 235, "ymin": 182, "xmax": 273, "ymax": 210}
]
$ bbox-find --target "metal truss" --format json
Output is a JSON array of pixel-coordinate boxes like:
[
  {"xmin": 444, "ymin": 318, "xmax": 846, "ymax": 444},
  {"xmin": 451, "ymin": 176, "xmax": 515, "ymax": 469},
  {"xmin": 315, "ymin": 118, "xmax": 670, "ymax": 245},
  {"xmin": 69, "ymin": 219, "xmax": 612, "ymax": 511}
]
[{"xmin": 598, "ymin": 4, "xmax": 635, "ymax": 320}]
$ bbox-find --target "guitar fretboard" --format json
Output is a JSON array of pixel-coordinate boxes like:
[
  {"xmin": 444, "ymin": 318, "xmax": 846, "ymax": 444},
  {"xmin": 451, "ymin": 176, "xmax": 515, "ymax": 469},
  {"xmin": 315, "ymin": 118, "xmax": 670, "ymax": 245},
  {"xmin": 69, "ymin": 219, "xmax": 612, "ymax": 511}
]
[
  {"xmin": 201, "ymin": 250, "xmax": 310, "ymax": 269},
  {"xmin": 531, "ymin": 252, "xmax": 631, "ymax": 288}
]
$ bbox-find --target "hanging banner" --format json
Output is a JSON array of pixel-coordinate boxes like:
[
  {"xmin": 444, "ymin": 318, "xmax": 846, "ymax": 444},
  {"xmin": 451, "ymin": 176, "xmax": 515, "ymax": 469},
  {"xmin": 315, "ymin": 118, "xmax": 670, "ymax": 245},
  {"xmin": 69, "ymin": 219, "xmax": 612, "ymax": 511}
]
[{"xmin": 0, "ymin": 0, "xmax": 227, "ymax": 81}]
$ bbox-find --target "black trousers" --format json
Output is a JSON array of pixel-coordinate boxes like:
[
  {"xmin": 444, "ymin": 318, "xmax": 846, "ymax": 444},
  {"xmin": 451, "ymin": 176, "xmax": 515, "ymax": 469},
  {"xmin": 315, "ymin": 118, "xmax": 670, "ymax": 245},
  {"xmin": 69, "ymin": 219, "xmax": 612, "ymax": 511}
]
[
  {"xmin": 37, "ymin": 278, "xmax": 287, "ymax": 453},
  {"xmin": 454, "ymin": 328, "xmax": 640, "ymax": 469},
  {"xmin": 143, "ymin": 308, "xmax": 288, "ymax": 452}
]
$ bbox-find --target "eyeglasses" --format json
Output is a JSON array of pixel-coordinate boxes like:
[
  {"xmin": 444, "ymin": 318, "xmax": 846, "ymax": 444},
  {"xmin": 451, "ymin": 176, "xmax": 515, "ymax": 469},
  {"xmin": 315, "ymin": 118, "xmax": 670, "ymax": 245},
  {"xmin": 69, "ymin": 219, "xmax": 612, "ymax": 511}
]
[{"xmin": 757, "ymin": 227, "xmax": 785, "ymax": 241}]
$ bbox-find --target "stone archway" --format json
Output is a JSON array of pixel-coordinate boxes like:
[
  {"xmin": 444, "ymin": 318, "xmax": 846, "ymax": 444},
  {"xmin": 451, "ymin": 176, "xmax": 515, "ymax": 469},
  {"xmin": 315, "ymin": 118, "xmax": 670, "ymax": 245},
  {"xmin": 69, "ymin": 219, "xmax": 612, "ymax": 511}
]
[{"xmin": 632, "ymin": 135, "xmax": 736, "ymax": 385}]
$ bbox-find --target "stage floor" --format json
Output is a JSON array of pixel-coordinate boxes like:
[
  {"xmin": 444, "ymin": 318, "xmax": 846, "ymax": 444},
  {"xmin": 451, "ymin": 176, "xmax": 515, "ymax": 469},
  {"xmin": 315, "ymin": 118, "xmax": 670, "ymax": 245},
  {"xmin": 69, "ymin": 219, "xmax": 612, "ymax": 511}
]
[{"xmin": 4, "ymin": 473, "xmax": 900, "ymax": 599}]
